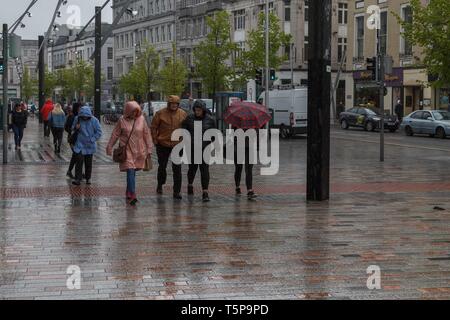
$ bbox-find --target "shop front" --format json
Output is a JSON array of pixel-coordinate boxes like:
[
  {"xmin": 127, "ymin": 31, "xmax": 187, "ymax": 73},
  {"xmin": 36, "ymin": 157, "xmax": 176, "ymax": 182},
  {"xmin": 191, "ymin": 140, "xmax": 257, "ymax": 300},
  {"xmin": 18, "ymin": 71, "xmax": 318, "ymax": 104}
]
[
  {"xmin": 403, "ymin": 68, "xmax": 428, "ymax": 115},
  {"xmin": 353, "ymin": 70, "xmax": 379, "ymax": 110}
]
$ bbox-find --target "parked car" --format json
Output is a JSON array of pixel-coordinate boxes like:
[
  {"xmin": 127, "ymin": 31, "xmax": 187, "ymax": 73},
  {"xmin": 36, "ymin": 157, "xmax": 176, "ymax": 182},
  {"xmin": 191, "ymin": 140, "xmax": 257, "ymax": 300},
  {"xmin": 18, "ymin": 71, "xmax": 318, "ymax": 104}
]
[
  {"xmin": 340, "ymin": 107, "xmax": 400, "ymax": 132},
  {"xmin": 401, "ymin": 110, "xmax": 450, "ymax": 139}
]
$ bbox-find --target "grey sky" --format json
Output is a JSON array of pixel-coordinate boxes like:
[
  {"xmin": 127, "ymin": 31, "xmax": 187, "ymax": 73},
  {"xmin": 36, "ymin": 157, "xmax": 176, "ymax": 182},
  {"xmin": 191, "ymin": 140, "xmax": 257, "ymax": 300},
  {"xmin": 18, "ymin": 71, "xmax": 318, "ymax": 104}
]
[{"xmin": 0, "ymin": 0, "xmax": 113, "ymax": 40}]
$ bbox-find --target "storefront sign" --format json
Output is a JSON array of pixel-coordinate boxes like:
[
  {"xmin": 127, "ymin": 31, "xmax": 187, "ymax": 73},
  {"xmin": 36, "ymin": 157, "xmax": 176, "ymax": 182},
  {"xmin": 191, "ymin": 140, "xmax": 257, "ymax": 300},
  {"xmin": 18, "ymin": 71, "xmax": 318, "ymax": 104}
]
[
  {"xmin": 353, "ymin": 68, "xmax": 403, "ymax": 87},
  {"xmin": 384, "ymin": 68, "xmax": 403, "ymax": 87}
]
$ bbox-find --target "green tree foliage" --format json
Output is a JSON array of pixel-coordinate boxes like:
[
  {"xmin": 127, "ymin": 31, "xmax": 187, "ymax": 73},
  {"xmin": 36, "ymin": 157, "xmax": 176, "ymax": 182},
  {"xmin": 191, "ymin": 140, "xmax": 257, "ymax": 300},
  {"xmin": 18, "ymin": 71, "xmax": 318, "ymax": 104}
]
[
  {"xmin": 119, "ymin": 43, "xmax": 160, "ymax": 102},
  {"xmin": 22, "ymin": 67, "xmax": 37, "ymax": 102},
  {"xmin": 194, "ymin": 11, "xmax": 237, "ymax": 99},
  {"xmin": 160, "ymin": 43, "xmax": 188, "ymax": 98},
  {"xmin": 43, "ymin": 68, "xmax": 57, "ymax": 98},
  {"xmin": 396, "ymin": 0, "xmax": 450, "ymax": 87},
  {"xmin": 236, "ymin": 12, "xmax": 291, "ymax": 83}
]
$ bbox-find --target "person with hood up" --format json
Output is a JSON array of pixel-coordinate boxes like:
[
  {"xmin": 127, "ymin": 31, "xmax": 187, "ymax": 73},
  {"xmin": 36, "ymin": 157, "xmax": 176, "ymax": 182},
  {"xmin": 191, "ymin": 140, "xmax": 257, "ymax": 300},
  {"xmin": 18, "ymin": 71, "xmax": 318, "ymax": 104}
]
[
  {"xmin": 11, "ymin": 103, "xmax": 28, "ymax": 150},
  {"xmin": 71, "ymin": 106, "xmax": 102, "ymax": 186},
  {"xmin": 150, "ymin": 95, "xmax": 187, "ymax": 200},
  {"xmin": 106, "ymin": 101, "xmax": 153, "ymax": 206},
  {"xmin": 48, "ymin": 103, "xmax": 66, "ymax": 153},
  {"xmin": 41, "ymin": 98, "xmax": 54, "ymax": 138},
  {"xmin": 182, "ymin": 100, "xmax": 216, "ymax": 202}
]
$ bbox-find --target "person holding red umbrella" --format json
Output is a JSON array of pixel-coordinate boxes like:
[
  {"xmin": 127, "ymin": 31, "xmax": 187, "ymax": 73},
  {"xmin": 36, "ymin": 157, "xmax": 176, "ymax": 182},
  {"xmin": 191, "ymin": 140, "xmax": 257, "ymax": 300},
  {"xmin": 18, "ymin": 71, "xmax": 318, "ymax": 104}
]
[{"xmin": 224, "ymin": 101, "xmax": 272, "ymax": 200}]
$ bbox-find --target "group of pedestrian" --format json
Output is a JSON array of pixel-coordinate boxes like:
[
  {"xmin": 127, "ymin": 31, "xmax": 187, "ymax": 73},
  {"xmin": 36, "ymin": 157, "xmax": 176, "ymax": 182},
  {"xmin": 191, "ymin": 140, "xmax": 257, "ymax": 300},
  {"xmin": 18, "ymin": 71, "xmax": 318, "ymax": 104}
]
[{"xmin": 105, "ymin": 95, "xmax": 257, "ymax": 206}]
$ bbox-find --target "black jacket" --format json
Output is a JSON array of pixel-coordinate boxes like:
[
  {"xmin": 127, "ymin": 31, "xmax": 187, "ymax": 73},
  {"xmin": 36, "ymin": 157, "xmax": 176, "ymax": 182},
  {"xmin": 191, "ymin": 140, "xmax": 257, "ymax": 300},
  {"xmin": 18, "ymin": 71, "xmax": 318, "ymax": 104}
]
[
  {"xmin": 65, "ymin": 114, "xmax": 76, "ymax": 134},
  {"xmin": 182, "ymin": 107, "xmax": 216, "ymax": 149},
  {"xmin": 11, "ymin": 110, "xmax": 28, "ymax": 128}
]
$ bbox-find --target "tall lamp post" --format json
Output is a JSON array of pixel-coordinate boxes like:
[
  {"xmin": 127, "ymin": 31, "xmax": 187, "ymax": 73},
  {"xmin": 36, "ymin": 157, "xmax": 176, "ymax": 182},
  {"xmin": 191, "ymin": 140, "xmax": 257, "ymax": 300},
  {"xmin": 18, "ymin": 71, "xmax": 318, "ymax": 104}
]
[
  {"xmin": 307, "ymin": 0, "xmax": 332, "ymax": 201},
  {"xmin": 2, "ymin": 24, "xmax": 9, "ymax": 164}
]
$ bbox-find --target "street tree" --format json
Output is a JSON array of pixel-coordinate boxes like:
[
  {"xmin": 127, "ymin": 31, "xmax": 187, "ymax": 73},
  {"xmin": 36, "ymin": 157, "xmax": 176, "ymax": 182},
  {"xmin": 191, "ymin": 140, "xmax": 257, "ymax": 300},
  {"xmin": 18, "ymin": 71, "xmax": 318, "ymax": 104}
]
[
  {"xmin": 22, "ymin": 68, "xmax": 37, "ymax": 103},
  {"xmin": 43, "ymin": 68, "xmax": 57, "ymax": 99},
  {"xmin": 194, "ymin": 11, "xmax": 237, "ymax": 101},
  {"xmin": 396, "ymin": 0, "xmax": 450, "ymax": 87},
  {"xmin": 235, "ymin": 12, "xmax": 292, "ymax": 87},
  {"xmin": 160, "ymin": 43, "xmax": 188, "ymax": 98},
  {"xmin": 119, "ymin": 43, "xmax": 160, "ymax": 102},
  {"xmin": 66, "ymin": 60, "xmax": 95, "ymax": 102}
]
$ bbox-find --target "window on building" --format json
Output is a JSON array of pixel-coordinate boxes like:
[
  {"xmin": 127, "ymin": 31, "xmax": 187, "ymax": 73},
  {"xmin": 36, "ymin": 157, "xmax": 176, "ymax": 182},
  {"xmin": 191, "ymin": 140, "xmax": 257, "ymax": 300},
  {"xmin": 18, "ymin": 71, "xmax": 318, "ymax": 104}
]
[
  {"xmin": 304, "ymin": 36, "xmax": 309, "ymax": 62},
  {"xmin": 284, "ymin": 0, "xmax": 291, "ymax": 22},
  {"xmin": 338, "ymin": 37, "xmax": 347, "ymax": 62},
  {"xmin": 234, "ymin": 10, "xmax": 245, "ymax": 31},
  {"xmin": 338, "ymin": 3, "xmax": 348, "ymax": 24},
  {"xmin": 355, "ymin": 15, "xmax": 364, "ymax": 59},
  {"xmin": 304, "ymin": 0, "xmax": 309, "ymax": 22},
  {"xmin": 149, "ymin": 1, "xmax": 154, "ymax": 15},
  {"xmin": 107, "ymin": 66, "xmax": 113, "ymax": 80},
  {"xmin": 107, "ymin": 47, "xmax": 113, "ymax": 60},
  {"xmin": 380, "ymin": 11, "xmax": 388, "ymax": 55},
  {"xmin": 401, "ymin": 6, "xmax": 413, "ymax": 56},
  {"xmin": 168, "ymin": 24, "xmax": 172, "ymax": 41}
]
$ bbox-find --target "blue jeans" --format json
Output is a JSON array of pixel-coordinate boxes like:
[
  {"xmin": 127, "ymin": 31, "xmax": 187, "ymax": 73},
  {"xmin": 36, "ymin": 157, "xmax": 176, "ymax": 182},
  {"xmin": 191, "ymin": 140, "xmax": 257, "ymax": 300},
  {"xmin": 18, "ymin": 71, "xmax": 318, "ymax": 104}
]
[
  {"xmin": 126, "ymin": 169, "xmax": 136, "ymax": 195},
  {"xmin": 12, "ymin": 125, "xmax": 24, "ymax": 147}
]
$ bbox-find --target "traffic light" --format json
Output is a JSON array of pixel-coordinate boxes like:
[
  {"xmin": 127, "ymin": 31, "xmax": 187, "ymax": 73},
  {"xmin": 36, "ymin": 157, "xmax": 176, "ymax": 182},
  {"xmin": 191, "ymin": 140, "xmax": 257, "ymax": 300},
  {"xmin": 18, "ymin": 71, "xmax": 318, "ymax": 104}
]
[
  {"xmin": 255, "ymin": 69, "xmax": 263, "ymax": 86},
  {"xmin": 366, "ymin": 57, "xmax": 377, "ymax": 81},
  {"xmin": 270, "ymin": 69, "xmax": 276, "ymax": 81},
  {"xmin": 0, "ymin": 57, "xmax": 4, "ymax": 75}
]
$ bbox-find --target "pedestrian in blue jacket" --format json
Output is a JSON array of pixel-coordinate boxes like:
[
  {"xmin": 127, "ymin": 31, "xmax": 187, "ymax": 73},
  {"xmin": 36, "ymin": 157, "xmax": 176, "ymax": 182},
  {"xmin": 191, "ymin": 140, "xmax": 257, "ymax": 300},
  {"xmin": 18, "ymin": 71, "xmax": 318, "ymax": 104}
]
[
  {"xmin": 71, "ymin": 106, "xmax": 102, "ymax": 185},
  {"xmin": 48, "ymin": 103, "xmax": 66, "ymax": 153}
]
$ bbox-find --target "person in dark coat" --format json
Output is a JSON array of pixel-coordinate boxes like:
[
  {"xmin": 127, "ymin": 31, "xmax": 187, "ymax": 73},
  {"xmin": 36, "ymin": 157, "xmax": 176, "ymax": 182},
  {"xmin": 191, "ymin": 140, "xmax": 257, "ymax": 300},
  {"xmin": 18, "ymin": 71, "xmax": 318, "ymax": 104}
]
[
  {"xmin": 65, "ymin": 103, "xmax": 81, "ymax": 179},
  {"xmin": 11, "ymin": 103, "xmax": 28, "ymax": 150},
  {"xmin": 182, "ymin": 100, "xmax": 216, "ymax": 202},
  {"xmin": 394, "ymin": 100, "xmax": 404, "ymax": 122}
]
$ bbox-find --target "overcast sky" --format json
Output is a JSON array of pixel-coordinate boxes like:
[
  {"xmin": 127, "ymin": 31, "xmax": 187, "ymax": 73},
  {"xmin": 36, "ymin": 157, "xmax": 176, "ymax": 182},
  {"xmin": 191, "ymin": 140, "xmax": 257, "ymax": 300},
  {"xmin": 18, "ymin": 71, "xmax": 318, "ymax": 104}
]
[{"xmin": 0, "ymin": 0, "xmax": 113, "ymax": 40}]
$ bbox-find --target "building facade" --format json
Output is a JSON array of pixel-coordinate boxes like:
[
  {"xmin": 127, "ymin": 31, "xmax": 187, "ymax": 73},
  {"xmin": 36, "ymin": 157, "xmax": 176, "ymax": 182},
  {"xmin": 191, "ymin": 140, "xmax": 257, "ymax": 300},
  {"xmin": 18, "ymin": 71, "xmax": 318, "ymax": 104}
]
[
  {"xmin": 46, "ymin": 24, "xmax": 114, "ymax": 103},
  {"xmin": 112, "ymin": 0, "xmax": 177, "ymax": 100},
  {"xmin": 0, "ymin": 39, "xmax": 39, "ymax": 102},
  {"xmin": 347, "ymin": 0, "xmax": 449, "ymax": 115}
]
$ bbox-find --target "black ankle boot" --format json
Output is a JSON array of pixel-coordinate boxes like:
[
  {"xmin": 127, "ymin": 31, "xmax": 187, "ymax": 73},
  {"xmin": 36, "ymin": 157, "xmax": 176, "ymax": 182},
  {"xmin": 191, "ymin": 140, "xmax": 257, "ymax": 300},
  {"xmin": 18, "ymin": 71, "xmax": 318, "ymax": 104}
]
[
  {"xmin": 202, "ymin": 192, "xmax": 210, "ymax": 202},
  {"xmin": 188, "ymin": 185, "xmax": 194, "ymax": 195}
]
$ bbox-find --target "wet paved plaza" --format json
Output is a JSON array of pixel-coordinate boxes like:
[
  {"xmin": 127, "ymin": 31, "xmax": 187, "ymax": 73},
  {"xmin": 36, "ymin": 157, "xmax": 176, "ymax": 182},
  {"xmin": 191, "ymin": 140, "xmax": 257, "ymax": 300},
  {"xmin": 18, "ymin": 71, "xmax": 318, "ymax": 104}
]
[{"xmin": 1, "ymin": 118, "xmax": 450, "ymax": 300}]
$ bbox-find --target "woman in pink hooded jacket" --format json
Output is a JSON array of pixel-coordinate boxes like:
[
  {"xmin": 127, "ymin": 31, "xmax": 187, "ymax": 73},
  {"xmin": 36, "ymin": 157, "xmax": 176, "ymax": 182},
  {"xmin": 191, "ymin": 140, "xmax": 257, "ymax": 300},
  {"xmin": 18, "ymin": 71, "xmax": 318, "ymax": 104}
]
[{"xmin": 107, "ymin": 101, "xmax": 153, "ymax": 205}]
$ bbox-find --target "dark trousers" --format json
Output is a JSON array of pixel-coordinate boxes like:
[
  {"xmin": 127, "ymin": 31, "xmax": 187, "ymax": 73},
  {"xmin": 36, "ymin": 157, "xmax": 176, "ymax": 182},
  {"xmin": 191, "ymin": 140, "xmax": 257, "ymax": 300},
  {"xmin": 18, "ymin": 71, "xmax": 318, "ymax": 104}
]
[
  {"xmin": 234, "ymin": 148, "xmax": 253, "ymax": 190},
  {"xmin": 68, "ymin": 150, "xmax": 77, "ymax": 173},
  {"xmin": 156, "ymin": 145, "xmax": 182, "ymax": 194},
  {"xmin": 235, "ymin": 163, "xmax": 253, "ymax": 190},
  {"xmin": 43, "ymin": 120, "xmax": 51, "ymax": 137},
  {"xmin": 12, "ymin": 125, "xmax": 24, "ymax": 147},
  {"xmin": 51, "ymin": 127, "xmax": 64, "ymax": 150},
  {"xmin": 75, "ymin": 153, "xmax": 93, "ymax": 182},
  {"xmin": 188, "ymin": 163, "xmax": 210, "ymax": 190}
]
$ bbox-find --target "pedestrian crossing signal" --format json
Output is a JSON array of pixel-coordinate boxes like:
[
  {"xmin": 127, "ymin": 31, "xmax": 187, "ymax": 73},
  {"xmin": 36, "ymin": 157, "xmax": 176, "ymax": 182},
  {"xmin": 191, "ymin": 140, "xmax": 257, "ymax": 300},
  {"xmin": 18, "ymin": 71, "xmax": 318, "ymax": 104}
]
[{"xmin": 0, "ymin": 57, "xmax": 4, "ymax": 75}]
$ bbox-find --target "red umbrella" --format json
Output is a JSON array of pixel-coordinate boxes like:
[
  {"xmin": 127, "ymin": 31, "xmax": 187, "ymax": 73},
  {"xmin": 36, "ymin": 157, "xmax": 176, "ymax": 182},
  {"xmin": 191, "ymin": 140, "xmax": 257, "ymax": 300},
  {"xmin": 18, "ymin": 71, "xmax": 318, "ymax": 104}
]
[{"xmin": 224, "ymin": 101, "xmax": 272, "ymax": 129}]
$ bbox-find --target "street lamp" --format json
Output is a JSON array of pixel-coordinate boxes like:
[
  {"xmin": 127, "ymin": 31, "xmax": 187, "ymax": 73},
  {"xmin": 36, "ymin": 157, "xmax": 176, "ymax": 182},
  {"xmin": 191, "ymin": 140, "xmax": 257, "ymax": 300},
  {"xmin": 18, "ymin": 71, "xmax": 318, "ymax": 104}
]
[{"xmin": 126, "ymin": 8, "xmax": 138, "ymax": 17}]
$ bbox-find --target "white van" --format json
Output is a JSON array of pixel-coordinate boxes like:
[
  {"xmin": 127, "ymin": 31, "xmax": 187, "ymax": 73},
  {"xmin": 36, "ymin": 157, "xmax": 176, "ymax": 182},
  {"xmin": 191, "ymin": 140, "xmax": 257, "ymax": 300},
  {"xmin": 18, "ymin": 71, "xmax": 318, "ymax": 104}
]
[{"xmin": 259, "ymin": 88, "xmax": 308, "ymax": 139}]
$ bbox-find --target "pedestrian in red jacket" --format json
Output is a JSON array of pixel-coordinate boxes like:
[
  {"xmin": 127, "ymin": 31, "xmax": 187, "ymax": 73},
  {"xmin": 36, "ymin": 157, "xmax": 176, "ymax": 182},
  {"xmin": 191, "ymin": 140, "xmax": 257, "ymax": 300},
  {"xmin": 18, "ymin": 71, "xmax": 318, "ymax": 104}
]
[{"xmin": 41, "ymin": 99, "xmax": 54, "ymax": 138}]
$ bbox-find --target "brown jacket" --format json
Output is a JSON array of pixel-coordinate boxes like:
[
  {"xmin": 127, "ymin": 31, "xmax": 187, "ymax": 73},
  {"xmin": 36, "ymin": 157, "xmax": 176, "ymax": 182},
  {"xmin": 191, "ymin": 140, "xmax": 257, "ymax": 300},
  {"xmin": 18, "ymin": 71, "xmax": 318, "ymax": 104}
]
[{"xmin": 151, "ymin": 107, "xmax": 187, "ymax": 148}]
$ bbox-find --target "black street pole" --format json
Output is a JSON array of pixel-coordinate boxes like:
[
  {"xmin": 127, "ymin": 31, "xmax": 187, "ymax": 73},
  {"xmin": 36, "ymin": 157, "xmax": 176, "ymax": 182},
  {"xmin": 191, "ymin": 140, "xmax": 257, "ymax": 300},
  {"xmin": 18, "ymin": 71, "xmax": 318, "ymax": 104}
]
[
  {"xmin": 94, "ymin": 6, "xmax": 102, "ymax": 120},
  {"xmin": 38, "ymin": 35, "xmax": 45, "ymax": 124},
  {"xmin": 307, "ymin": 0, "xmax": 332, "ymax": 201},
  {"xmin": 2, "ymin": 24, "xmax": 9, "ymax": 164}
]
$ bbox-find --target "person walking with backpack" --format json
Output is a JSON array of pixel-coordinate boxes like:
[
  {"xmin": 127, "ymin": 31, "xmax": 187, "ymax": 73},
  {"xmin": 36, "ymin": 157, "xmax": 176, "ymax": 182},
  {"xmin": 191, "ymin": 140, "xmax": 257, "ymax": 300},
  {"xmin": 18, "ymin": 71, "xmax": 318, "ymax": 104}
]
[
  {"xmin": 106, "ymin": 101, "xmax": 153, "ymax": 206},
  {"xmin": 11, "ymin": 103, "xmax": 28, "ymax": 150},
  {"xmin": 71, "ymin": 106, "xmax": 102, "ymax": 186},
  {"xmin": 182, "ymin": 100, "xmax": 216, "ymax": 202},
  {"xmin": 48, "ymin": 103, "xmax": 66, "ymax": 154}
]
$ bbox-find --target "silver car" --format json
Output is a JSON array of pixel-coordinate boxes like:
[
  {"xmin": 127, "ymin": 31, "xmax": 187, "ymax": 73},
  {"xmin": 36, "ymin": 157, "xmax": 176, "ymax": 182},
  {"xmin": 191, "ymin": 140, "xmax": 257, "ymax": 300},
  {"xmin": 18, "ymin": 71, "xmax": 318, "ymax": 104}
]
[{"xmin": 401, "ymin": 110, "xmax": 450, "ymax": 139}]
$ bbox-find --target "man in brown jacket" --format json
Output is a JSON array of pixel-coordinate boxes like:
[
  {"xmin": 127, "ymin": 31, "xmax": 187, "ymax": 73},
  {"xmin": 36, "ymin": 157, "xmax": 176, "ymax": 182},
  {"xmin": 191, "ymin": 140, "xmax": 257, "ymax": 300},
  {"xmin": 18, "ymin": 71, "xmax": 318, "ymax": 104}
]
[{"xmin": 151, "ymin": 95, "xmax": 187, "ymax": 199}]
